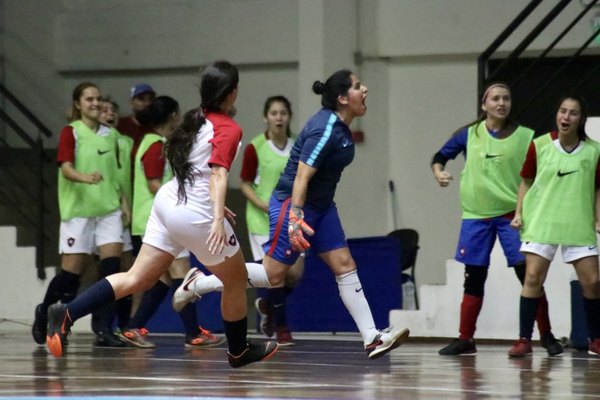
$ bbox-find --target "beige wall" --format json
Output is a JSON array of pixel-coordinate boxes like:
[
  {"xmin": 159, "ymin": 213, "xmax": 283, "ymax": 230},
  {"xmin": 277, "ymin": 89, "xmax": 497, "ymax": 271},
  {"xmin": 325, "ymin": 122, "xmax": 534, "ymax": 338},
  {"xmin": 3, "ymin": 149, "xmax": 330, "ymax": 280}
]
[{"xmin": 4, "ymin": 0, "xmax": 599, "ymax": 289}]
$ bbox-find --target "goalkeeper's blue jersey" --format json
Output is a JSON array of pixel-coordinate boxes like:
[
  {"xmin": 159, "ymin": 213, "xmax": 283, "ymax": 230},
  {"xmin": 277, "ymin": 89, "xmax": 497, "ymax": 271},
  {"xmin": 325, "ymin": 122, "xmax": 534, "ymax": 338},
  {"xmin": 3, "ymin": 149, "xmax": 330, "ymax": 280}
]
[{"xmin": 273, "ymin": 108, "xmax": 354, "ymax": 212}]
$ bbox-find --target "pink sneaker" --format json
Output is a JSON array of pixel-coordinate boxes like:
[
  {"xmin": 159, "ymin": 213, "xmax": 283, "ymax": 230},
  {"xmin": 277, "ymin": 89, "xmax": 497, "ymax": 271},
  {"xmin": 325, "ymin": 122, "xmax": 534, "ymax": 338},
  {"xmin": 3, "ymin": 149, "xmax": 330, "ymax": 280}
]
[
  {"xmin": 588, "ymin": 338, "xmax": 600, "ymax": 356},
  {"xmin": 508, "ymin": 338, "xmax": 532, "ymax": 358},
  {"xmin": 276, "ymin": 328, "xmax": 295, "ymax": 347}
]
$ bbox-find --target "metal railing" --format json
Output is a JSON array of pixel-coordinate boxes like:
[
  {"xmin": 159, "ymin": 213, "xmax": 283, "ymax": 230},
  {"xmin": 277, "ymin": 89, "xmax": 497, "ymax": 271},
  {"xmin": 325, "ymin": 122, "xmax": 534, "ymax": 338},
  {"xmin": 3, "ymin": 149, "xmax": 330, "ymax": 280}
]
[
  {"xmin": 0, "ymin": 81, "xmax": 53, "ymax": 279},
  {"xmin": 478, "ymin": 0, "xmax": 600, "ymax": 126}
]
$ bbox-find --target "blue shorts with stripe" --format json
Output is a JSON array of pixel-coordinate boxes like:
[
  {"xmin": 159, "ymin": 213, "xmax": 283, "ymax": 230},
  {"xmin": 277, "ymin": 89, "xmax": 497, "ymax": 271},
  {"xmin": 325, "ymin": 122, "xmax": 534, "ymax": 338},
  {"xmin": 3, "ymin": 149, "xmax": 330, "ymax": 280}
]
[
  {"xmin": 455, "ymin": 215, "xmax": 524, "ymax": 267},
  {"xmin": 262, "ymin": 197, "xmax": 347, "ymax": 265}
]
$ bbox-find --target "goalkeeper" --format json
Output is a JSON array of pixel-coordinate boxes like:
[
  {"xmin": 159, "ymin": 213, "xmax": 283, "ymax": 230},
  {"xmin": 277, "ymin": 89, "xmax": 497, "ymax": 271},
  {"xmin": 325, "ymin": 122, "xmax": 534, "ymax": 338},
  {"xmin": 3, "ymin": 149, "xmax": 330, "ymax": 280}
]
[{"xmin": 174, "ymin": 69, "xmax": 410, "ymax": 360}]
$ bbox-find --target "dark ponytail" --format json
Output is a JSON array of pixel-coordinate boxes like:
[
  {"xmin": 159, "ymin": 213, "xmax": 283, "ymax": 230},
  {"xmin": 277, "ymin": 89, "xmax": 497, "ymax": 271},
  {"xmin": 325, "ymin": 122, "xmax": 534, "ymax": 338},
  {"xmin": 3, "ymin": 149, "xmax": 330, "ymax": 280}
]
[
  {"xmin": 166, "ymin": 108, "xmax": 205, "ymax": 204},
  {"xmin": 200, "ymin": 60, "xmax": 239, "ymax": 113},
  {"xmin": 312, "ymin": 69, "xmax": 353, "ymax": 110}
]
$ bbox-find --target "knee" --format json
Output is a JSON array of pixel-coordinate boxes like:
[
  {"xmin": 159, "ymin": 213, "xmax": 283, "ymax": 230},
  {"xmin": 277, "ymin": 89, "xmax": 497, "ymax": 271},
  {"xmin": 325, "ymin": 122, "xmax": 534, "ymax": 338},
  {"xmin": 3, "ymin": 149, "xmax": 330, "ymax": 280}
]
[
  {"xmin": 523, "ymin": 271, "xmax": 545, "ymax": 291},
  {"xmin": 267, "ymin": 273, "xmax": 285, "ymax": 287},
  {"xmin": 580, "ymin": 279, "xmax": 600, "ymax": 299},
  {"xmin": 463, "ymin": 265, "xmax": 488, "ymax": 297},
  {"xmin": 330, "ymin": 254, "xmax": 356, "ymax": 276}
]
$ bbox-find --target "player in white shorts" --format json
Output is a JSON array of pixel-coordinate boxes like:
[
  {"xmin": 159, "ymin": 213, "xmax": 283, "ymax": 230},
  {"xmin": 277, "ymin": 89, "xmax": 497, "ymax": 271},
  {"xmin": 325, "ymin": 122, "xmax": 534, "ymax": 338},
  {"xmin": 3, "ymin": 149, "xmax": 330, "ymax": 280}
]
[
  {"xmin": 45, "ymin": 61, "xmax": 278, "ymax": 368},
  {"xmin": 508, "ymin": 95, "xmax": 600, "ymax": 357},
  {"xmin": 32, "ymin": 82, "xmax": 126, "ymax": 348}
]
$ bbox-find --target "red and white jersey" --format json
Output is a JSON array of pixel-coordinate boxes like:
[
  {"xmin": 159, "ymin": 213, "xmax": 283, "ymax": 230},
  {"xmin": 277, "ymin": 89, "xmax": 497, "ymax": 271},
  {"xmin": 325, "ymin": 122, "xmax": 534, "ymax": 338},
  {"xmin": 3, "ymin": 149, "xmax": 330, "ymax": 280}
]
[{"xmin": 159, "ymin": 111, "xmax": 242, "ymax": 222}]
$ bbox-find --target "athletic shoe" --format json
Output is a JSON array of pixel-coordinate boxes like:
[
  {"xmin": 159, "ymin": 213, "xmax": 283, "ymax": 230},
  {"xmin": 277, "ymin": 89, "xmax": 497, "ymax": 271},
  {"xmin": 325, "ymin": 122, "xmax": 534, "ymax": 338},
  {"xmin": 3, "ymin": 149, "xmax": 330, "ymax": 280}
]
[
  {"xmin": 366, "ymin": 327, "xmax": 410, "ymax": 359},
  {"xmin": 32, "ymin": 304, "xmax": 47, "ymax": 345},
  {"xmin": 46, "ymin": 303, "xmax": 72, "ymax": 358},
  {"xmin": 172, "ymin": 267, "xmax": 204, "ymax": 312},
  {"xmin": 508, "ymin": 338, "xmax": 533, "ymax": 357},
  {"xmin": 438, "ymin": 338, "xmax": 477, "ymax": 356},
  {"xmin": 255, "ymin": 297, "xmax": 274, "ymax": 338},
  {"xmin": 541, "ymin": 332, "xmax": 563, "ymax": 356},
  {"xmin": 227, "ymin": 341, "xmax": 278, "ymax": 368},
  {"xmin": 120, "ymin": 328, "xmax": 156, "ymax": 349},
  {"xmin": 588, "ymin": 338, "xmax": 600, "ymax": 356},
  {"xmin": 276, "ymin": 328, "xmax": 295, "ymax": 347},
  {"xmin": 185, "ymin": 326, "xmax": 226, "ymax": 348},
  {"xmin": 94, "ymin": 332, "xmax": 127, "ymax": 348}
]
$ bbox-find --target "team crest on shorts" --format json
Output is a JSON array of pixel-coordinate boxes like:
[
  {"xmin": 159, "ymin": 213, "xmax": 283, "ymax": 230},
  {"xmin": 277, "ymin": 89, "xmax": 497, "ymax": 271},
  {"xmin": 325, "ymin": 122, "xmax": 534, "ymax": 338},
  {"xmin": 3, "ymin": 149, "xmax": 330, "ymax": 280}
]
[{"xmin": 67, "ymin": 237, "xmax": 75, "ymax": 247}]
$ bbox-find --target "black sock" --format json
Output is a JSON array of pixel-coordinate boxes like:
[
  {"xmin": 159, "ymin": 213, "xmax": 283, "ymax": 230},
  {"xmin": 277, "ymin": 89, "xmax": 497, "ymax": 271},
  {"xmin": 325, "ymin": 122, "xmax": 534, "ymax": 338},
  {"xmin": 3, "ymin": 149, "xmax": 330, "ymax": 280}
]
[
  {"xmin": 224, "ymin": 317, "xmax": 247, "ymax": 355},
  {"xmin": 269, "ymin": 287, "xmax": 288, "ymax": 328},
  {"xmin": 92, "ymin": 257, "xmax": 121, "ymax": 333},
  {"xmin": 519, "ymin": 296, "xmax": 540, "ymax": 339},
  {"xmin": 116, "ymin": 296, "xmax": 132, "ymax": 330},
  {"xmin": 42, "ymin": 270, "xmax": 81, "ymax": 313},
  {"xmin": 173, "ymin": 278, "xmax": 200, "ymax": 336},
  {"xmin": 128, "ymin": 281, "xmax": 170, "ymax": 329},
  {"xmin": 583, "ymin": 297, "xmax": 600, "ymax": 339},
  {"xmin": 67, "ymin": 278, "xmax": 115, "ymax": 322}
]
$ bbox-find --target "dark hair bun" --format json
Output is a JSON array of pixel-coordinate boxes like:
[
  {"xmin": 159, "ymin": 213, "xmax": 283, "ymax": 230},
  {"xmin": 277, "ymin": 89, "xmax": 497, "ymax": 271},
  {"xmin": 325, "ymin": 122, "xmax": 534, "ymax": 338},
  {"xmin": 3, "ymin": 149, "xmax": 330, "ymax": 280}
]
[{"xmin": 312, "ymin": 80, "xmax": 325, "ymax": 95}]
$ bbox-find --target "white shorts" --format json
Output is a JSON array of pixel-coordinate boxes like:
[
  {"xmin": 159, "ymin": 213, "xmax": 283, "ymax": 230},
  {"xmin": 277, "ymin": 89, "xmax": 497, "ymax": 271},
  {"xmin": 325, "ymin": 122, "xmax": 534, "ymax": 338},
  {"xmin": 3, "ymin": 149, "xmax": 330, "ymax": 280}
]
[
  {"xmin": 520, "ymin": 242, "xmax": 599, "ymax": 263},
  {"xmin": 143, "ymin": 191, "xmax": 239, "ymax": 267},
  {"xmin": 248, "ymin": 233, "xmax": 268, "ymax": 261},
  {"xmin": 59, "ymin": 209, "xmax": 123, "ymax": 254}
]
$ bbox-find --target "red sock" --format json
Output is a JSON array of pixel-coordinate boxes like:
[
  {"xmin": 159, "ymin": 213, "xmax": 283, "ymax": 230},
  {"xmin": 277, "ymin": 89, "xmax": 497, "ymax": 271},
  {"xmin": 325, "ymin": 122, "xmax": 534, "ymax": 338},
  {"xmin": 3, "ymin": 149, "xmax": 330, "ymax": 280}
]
[
  {"xmin": 459, "ymin": 294, "xmax": 483, "ymax": 340},
  {"xmin": 536, "ymin": 293, "xmax": 551, "ymax": 336}
]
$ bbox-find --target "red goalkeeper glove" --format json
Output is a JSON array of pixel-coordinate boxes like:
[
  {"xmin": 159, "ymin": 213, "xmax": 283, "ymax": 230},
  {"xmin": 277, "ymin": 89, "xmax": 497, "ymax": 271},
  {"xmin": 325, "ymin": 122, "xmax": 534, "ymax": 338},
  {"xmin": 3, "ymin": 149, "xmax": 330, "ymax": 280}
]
[{"xmin": 288, "ymin": 205, "xmax": 314, "ymax": 252}]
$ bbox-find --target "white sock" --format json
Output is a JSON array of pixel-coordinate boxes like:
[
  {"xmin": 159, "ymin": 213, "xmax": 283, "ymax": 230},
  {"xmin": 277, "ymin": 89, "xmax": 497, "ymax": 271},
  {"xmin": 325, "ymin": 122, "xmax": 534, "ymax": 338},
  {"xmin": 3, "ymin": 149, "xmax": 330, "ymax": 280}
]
[
  {"xmin": 336, "ymin": 270, "xmax": 378, "ymax": 345},
  {"xmin": 245, "ymin": 262, "xmax": 271, "ymax": 288},
  {"xmin": 190, "ymin": 262, "xmax": 271, "ymax": 295},
  {"xmin": 191, "ymin": 274, "xmax": 224, "ymax": 294}
]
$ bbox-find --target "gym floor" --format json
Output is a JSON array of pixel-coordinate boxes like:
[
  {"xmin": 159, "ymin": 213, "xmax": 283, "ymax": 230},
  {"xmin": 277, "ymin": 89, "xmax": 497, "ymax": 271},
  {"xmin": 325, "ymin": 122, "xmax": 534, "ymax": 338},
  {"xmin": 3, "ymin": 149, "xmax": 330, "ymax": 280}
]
[{"xmin": 1, "ymin": 330, "xmax": 599, "ymax": 399}]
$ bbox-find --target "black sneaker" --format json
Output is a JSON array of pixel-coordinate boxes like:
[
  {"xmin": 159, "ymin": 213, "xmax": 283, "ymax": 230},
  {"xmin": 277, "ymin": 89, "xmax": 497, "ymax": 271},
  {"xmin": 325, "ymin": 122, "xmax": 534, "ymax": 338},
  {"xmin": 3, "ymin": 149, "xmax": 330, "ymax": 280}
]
[
  {"xmin": 32, "ymin": 304, "xmax": 47, "ymax": 345},
  {"xmin": 94, "ymin": 332, "xmax": 127, "ymax": 348},
  {"xmin": 438, "ymin": 338, "xmax": 477, "ymax": 355},
  {"xmin": 47, "ymin": 303, "xmax": 72, "ymax": 358},
  {"xmin": 228, "ymin": 341, "xmax": 278, "ymax": 368},
  {"xmin": 541, "ymin": 332, "xmax": 563, "ymax": 356}
]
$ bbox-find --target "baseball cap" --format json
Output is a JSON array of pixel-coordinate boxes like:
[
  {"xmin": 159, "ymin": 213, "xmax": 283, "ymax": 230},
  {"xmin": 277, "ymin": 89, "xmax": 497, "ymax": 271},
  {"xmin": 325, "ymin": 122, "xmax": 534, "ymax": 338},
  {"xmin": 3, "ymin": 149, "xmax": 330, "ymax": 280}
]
[{"xmin": 130, "ymin": 83, "xmax": 155, "ymax": 99}]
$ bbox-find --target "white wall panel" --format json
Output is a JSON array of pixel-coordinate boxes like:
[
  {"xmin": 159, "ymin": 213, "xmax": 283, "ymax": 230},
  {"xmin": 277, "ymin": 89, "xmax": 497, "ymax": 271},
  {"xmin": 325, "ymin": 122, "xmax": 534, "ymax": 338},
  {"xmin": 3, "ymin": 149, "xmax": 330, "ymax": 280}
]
[{"xmin": 55, "ymin": 0, "xmax": 299, "ymax": 71}]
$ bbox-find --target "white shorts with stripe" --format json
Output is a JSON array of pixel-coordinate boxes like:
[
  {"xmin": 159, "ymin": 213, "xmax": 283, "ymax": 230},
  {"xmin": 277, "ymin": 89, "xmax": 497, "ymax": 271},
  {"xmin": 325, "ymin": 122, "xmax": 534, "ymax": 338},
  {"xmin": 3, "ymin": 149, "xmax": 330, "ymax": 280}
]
[{"xmin": 143, "ymin": 189, "xmax": 239, "ymax": 267}]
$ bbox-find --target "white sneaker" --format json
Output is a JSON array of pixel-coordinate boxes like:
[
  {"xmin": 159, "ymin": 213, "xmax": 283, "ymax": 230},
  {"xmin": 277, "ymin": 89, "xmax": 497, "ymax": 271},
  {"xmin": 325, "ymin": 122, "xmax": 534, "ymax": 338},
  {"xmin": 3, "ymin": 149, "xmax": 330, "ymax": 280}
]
[
  {"xmin": 172, "ymin": 267, "xmax": 205, "ymax": 312},
  {"xmin": 365, "ymin": 326, "xmax": 410, "ymax": 359}
]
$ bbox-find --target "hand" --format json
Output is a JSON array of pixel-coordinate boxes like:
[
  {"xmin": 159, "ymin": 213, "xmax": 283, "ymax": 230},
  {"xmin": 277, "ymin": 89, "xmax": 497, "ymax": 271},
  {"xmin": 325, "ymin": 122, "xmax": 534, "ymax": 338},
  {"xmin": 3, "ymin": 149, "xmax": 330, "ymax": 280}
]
[
  {"xmin": 224, "ymin": 206, "xmax": 237, "ymax": 226},
  {"xmin": 434, "ymin": 170, "xmax": 453, "ymax": 187},
  {"xmin": 207, "ymin": 219, "xmax": 227, "ymax": 255},
  {"xmin": 121, "ymin": 207, "xmax": 131, "ymax": 228},
  {"xmin": 510, "ymin": 214, "xmax": 522, "ymax": 229},
  {"xmin": 288, "ymin": 205, "xmax": 314, "ymax": 252},
  {"xmin": 88, "ymin": 171, "xmax": 103, "ymax": 185}
]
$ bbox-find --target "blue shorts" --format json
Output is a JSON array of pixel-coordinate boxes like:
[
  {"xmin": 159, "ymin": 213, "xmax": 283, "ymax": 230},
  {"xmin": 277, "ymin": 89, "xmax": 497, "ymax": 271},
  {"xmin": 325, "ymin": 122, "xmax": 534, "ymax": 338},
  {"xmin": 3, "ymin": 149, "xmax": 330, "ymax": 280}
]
[
  {"xmin": 262, "ymin": 197, "xmax": 347, "ymax": 265},
  {"xmin": 455, "ymin": 216, "xmax": 524, "ymax": 267}
]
